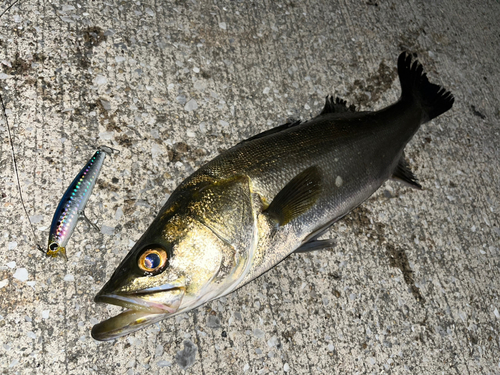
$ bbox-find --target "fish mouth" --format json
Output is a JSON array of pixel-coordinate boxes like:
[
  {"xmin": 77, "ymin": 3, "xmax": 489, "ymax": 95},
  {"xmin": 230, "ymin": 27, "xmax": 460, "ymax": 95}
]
[{"xmin": 91, "ymin": 285, "xmax": 185, "ymax": 341}]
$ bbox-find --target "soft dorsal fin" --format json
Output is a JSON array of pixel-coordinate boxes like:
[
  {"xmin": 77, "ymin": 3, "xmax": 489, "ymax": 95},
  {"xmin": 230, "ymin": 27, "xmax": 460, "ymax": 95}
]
[
  {"xmin": 320, "ymin": 95, "xmax": 356, "ymax": 115},
  {"xmin": 237, "ymin": 119, "xmax": 302, "ymax": 145},
  {"xmin": 392, "ymin": 156, "xmax": 422, "ymax": 189},
  {"xmin": 265, "ymin": 166, "xmax": 322, "ymax": 226}
]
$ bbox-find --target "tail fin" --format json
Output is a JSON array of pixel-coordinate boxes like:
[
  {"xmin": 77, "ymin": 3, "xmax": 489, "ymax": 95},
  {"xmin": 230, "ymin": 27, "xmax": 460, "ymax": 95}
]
[{"xmin": 398, "ymin": 52, "xmax": 454, "ymax": 122}]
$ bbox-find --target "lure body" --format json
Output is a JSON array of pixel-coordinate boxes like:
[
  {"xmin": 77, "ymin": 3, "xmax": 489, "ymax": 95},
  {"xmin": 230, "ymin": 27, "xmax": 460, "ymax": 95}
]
[{"xmin": 46, "ymin": 147, "xmax": 112, "ymax": 259}]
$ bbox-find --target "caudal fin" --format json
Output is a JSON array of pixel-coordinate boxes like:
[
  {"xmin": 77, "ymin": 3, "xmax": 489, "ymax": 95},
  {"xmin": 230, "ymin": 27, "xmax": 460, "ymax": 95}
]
[{"xmin": 398, "ymin": 52, "xmax": 454, "ymax": 122}]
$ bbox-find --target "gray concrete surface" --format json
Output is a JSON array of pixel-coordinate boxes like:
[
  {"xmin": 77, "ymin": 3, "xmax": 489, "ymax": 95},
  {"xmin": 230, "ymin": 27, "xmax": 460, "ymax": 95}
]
[{"xmin": 0, "ymin": 0, "xmax": 499, "ymax": 374}]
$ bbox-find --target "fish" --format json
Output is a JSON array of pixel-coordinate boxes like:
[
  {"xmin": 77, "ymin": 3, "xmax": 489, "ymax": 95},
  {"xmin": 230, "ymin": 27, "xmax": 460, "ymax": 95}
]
[
  {"xmin": 91, "ymin": 52, "xmax": 454, "ymax": 340},
  {"xmin": 46, "ymin": 146, "xmax": 115, "ymax": 260}
]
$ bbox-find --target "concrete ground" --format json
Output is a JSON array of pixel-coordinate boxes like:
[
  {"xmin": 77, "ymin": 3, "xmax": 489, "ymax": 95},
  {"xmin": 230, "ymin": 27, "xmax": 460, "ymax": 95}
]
[{"xmin": 0, "ymin": 0, "xmax": 499, "ymax": 374}]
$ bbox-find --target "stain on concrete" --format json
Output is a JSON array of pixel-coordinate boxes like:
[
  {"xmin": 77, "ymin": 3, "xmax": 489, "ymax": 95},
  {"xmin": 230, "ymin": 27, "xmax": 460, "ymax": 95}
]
[
  {"xmin": 115, "ymin": 134, "xmax": 134, "ymax": 148},
  {"xmin": 175, "ymin": 339, "xmax": 198, "ymax": 370},
  {"xmin": 123, "ymin": 199, "xmax": 137, "ymax": 216},
  {"xmin": 71, "ymin": 27, "xmax": 107, "ymax": 72},
  {"xmin": 470, "ymin": 105, "xmax": 486, "ymax": 119},
  {"xmin": 94, "ymin": 99, "xmax": 123, "ymax": 133},
  {"xmin": 344, "ymin": 206, "xmax": 425, "ymax": 303},
  {"xmin": 74, "ymin": 47, "xmax": 91, "ymax": 69},
  {"xmin": 349, "ymin": 61, "xmax": 397, "ymax": 107},
  {"xmin": 386, "ymin": 244, "xmax": 425, "ymax": 303},
  {"xmin": 168, "ymin": 142, "xmax": 190, "ymax": 162},
  {"xmin": 3, "ymin": 53, "xmax": 31, "ymax": 75},
  {"xmin": 96, "ymin": 179, "xmax": 120, "ymax": 193},
  {"xmin": 344, "ymin": 206, "xmax": 387, "ymax": 244},
  {"xmin": 281, "ymin": 329, "xmax": 297, "ymax": 344},
  {"xmin": 206, "ymin": 314, "xmax": 221, "ymax": 328},
  {"xmin": 82, "ymin": 26, "xmax": 107, "ymax": 48}
]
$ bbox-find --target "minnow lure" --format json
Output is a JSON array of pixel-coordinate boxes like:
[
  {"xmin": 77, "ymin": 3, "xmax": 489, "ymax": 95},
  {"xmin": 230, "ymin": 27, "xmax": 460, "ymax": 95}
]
[{"xmin": 46, "ymin": 146, "xmax": 115, "ymax": 260}]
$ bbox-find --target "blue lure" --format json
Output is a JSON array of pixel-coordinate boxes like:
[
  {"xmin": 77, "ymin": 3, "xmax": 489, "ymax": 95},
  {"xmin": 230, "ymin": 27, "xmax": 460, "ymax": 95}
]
[{"xmin": 46, "ymin": 146, "xmax": 115, "ymax": 260}]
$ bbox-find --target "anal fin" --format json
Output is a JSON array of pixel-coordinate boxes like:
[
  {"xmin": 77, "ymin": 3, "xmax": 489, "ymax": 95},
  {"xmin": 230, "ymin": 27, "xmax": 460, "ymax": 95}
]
[
  {"xmin": 294, "ymin": 239, "xmax": 336, "ymax": 253},
  {"xmin": 392, "ymin": 156, "xmax": 422, "ymax": 190}
]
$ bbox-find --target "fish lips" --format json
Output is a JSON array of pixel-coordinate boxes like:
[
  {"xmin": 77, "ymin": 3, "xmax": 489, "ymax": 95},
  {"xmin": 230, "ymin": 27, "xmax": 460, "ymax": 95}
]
[{"xmin": 92, "ymin": 285, "xmax": 185, "ymax": 341}]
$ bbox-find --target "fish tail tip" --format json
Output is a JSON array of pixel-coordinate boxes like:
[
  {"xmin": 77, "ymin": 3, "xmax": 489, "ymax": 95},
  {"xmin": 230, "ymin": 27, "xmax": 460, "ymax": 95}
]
[{"xmin": 397, "ymin": 52, "xmax": 454, "ymax": 122}]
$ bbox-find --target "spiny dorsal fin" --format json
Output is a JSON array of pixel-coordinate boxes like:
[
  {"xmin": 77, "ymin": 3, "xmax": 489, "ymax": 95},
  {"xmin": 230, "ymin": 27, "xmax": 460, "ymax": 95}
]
[
  {"xmin": 265, "ymin": 166, "xmax": 322, "ymax": 226},
  {"xmin": 320, "ymin": 95, "xmax": 356, "ymax": 115},
  {"xmin": 392, "ymin": 156, "xmax": 422, "ymax": 190}
]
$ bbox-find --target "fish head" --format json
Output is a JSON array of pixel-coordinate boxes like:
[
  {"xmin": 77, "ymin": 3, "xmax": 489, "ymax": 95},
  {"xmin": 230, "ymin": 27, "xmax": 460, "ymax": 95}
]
[
  {"xmin": 92, "ymin": 176, "xmax": 258, "ymax": 341},
  {"xmin": 92, "ymin": 217, "xmax": 228, "ymax": 340}
]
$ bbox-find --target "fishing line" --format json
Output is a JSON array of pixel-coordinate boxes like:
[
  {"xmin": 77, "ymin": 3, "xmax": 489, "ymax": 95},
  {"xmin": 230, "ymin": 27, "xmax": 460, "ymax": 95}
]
[
  {"xmin": 0, "ymin": 0, "xmax": 21, "ymax": 20},
  {"xmin": 0, "ymin": 0, "xmax": 45, "ymax": 254},
  {"xmin": 1, "ymin": 93, "xmax": 45, "ymax": 254}
]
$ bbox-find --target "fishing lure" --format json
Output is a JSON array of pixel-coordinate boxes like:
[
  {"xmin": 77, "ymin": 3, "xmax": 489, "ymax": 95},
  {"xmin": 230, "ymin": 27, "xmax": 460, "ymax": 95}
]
[
  {"xmin": 1, "ymin": 2, "xmax": 115, "ymax": 259},
  {"xmin": 46, "ymin": 146, "xmax": 115, "ymax": 260}
]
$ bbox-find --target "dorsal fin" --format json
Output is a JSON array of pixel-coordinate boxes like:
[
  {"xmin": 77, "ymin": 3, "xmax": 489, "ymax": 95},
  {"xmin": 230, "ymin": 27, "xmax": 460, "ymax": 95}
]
[
  {"xmin": 320, "ymin": 95, "xmax": 356, "ymax": 115},
  {"xmin": 237, "ymin": 119, "xmax": 302, "ymax": 145}
]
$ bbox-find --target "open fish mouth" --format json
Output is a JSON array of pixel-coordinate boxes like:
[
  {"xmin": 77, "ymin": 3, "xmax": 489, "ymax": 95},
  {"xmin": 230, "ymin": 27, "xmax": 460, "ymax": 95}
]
[{"xmin": 91, "ymin": 286, "xmax": 185, "ymax": 341}]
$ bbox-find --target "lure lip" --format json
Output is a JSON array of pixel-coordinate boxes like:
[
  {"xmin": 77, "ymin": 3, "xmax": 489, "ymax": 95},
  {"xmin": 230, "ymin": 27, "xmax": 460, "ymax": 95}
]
[{"xmin": 92, "ymin": 284, "xmax": 185, "ymax": 341}]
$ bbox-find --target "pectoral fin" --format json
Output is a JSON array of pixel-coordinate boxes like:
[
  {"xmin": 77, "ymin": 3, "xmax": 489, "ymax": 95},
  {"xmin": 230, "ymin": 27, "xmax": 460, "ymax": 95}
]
[
  {"xmin": 392, "ymin": 156, "xmax": 422, "ymax": 190},
  {"xmin": 265, "ymin": 166, "xmax": 322, "ymax": 226}
]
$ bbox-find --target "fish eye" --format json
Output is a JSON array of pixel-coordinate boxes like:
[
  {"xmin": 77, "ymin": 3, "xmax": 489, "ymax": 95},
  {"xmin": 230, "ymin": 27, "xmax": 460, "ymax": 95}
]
[
  {"xmin": 49, "ymin": 242, "xmax": 59, "ymax": 251},
  {"xmin": 138, "ymin": 246, "xmax": 168, "ymax": 274}
]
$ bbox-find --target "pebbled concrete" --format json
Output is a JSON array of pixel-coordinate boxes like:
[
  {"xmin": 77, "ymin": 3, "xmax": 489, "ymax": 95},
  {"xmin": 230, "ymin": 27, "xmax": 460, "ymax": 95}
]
[{"xmin": 0, "ymin": 0, "xmax": 499, "ymax": 374}]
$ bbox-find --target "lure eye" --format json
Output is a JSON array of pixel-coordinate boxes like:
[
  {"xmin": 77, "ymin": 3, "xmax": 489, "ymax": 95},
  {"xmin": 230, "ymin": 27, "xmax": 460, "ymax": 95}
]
[
  {"xmin": 49, "ymin": 242, "xmax": 59, "ymax": 251},
  {"xmin": 138, "ymin": 246, "xmax": 168, "ymax": 274}
]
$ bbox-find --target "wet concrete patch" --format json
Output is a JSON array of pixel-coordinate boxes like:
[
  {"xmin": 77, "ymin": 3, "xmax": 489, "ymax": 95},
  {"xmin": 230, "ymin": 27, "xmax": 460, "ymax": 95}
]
[
  {"xmin": 349, "ymin": 61, "xmax": 397, "ymax": 107},
  {"xmin": 82, "ymin": 26, "xmax": 107, "ymax": 48},
  {"xmin": 470, "ymin": 104, "xmax": 486, "ymax": 119},
  {"xmin": 175, "ymin": 340, "xmax": 198, "ymax": 370},
  {"xmin": 344, "ymin": 206, "xmax": 387, "ymax": 244},
  {"xmin": 2, "ymin": 53, "xmax": 31, "ymax": 75},
  {"xmin": 386, "ymin": 244, "xmax": 426, "ymax": 303}
]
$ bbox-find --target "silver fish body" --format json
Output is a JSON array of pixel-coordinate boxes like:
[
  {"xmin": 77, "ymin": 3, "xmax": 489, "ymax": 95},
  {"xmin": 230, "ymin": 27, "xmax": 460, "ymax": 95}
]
[{"xmin": 92, "ymin": 53, "xmax": 454, "ymax": 340}]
